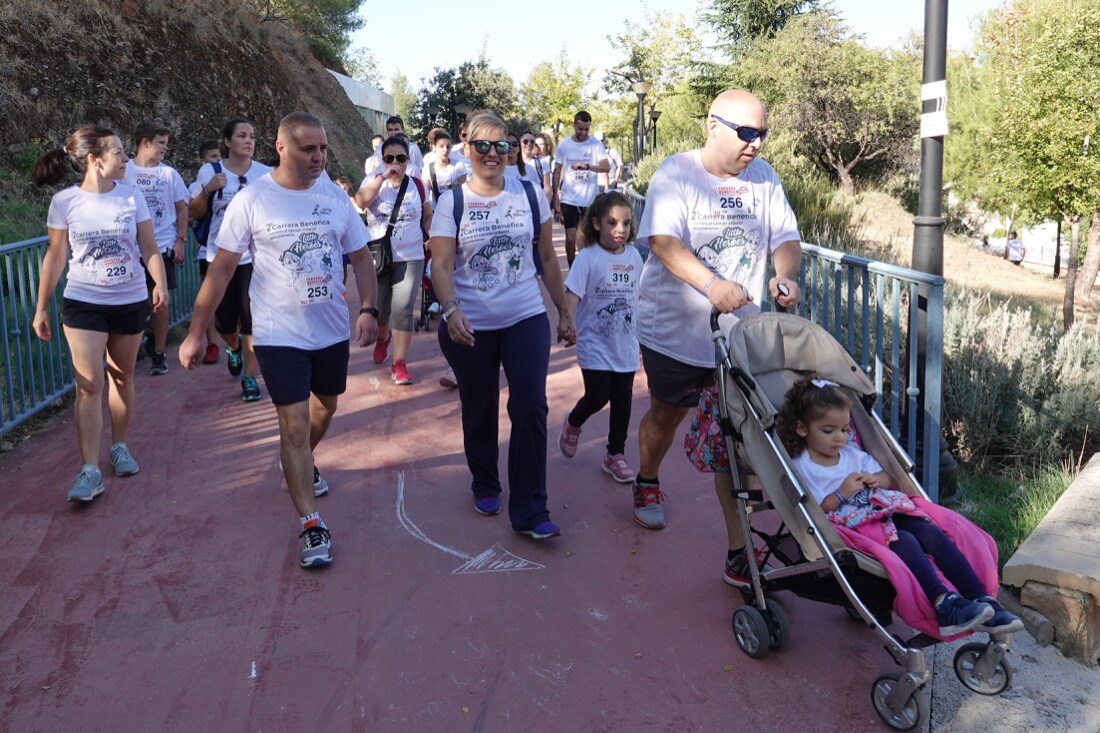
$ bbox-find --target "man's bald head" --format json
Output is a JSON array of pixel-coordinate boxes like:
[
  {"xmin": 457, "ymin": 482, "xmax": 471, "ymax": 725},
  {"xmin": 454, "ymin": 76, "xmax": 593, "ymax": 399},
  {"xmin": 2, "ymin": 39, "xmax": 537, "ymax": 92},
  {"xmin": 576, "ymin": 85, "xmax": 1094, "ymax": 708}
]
[
  {"xmin": 702, "ymin": 89, "xmax": 769, "ymax": 177},
  {"xmin": 278, "ymin": 111, "xmax": 325, "ymax": 144},
  {"xmin": 708, "ymin": 90, "xmax": 766, "ymax": 126}
]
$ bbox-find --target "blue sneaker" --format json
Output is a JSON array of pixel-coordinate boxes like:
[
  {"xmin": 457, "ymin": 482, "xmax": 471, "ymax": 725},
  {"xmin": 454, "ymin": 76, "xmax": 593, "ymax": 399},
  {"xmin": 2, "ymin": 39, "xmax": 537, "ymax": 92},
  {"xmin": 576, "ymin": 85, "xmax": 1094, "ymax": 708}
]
[
  {"xmin": 299, "ymin": 525, "xmax": 333, "ymax": 568},
  {"xmin": 936, "ymin": 593, "xmax": 994, "ymax": 636},
  {"xmin": 312, "ymin": 467, "xmax": 329, "ymax": 498},
  {"xmin": 975, "ymin": 595, "xmax": 1025, "ymax": 635},
  {"xmin": 474, "ymin": 496, "xmax": 501, "ymax": 516},
  {"xmin": 67, "ymin": 465, "xmax": 105, "ymax": 502},
  {"xmin": 109, "ymin": 442, "xmax": 139, "ymax": 476},
  {"xmin": 241, "ymin": 375, "xmax": 261, "ymax": 402},
  {"xmin": 516, "ymin": 521, "xmax": 561, "ymax": 540}
]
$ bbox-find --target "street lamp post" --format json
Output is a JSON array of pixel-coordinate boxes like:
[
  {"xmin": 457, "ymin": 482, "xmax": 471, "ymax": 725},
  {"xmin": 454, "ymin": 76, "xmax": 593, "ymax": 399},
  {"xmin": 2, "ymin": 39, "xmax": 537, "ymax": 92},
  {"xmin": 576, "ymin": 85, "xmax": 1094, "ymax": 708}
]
[
  {"xmin": 911, "ymin": 0, "xmax": 951, "ymax": 501},
  {"xmin": 649, "ymin": 108, "xmax": 662, "ymax": 151},
  {"xmin": 631, "ymin": 80, "xmax": 652, "ymax": 164}
]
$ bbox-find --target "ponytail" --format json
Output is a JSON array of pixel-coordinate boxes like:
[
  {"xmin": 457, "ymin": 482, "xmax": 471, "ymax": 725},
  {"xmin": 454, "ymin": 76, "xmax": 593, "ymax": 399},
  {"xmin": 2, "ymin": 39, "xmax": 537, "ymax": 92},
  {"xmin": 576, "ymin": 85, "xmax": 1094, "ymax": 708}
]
[
  {"xmin": 32, "ymin": 148, "xmax": 73, "ymax": 186},
  {"xmin": 32, "ymin": 124, "xmax": 117, "ymax": 186}
]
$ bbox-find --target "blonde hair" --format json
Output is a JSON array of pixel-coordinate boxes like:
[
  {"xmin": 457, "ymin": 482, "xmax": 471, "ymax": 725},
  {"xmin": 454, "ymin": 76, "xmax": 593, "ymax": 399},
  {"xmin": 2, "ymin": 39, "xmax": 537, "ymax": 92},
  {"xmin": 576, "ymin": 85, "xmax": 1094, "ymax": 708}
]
[{"xmin": 465, "ymin": 110, "xmax": 507, "ymax": 144}]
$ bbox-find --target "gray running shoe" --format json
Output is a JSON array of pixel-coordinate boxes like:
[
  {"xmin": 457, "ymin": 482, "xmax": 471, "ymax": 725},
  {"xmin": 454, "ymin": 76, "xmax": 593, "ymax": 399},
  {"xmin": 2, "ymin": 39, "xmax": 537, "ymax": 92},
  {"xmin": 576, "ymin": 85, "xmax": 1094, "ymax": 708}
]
[
  {"xmin": 299, "ymin": 525, "xmax": 333, "ymax": 568},
  {"xmin": 67, "ymin": 465, "xmax": 105, "ymax": 502},
  {"xmin": 110, "ymin": 442, "xmax": 139, "ymax": 476},
  {"xmin": 632, "ymin": 480, "xmax": 666, "ymax": 530},
  {"xmin": 313, "ymin": 467, "xmax": 329, "ymax": 497},
  {"xmin": 150, "ymin": 350, "xmax": 169, "ymax": 376}
]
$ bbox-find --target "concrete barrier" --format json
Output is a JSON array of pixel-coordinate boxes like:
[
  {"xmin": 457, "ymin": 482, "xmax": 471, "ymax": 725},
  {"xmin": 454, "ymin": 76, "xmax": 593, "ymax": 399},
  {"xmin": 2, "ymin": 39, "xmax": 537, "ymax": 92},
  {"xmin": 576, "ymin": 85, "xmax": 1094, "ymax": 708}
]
[{"xmin": 1004, "ymin": 453, "xmax": 1100, "ymax": 665}]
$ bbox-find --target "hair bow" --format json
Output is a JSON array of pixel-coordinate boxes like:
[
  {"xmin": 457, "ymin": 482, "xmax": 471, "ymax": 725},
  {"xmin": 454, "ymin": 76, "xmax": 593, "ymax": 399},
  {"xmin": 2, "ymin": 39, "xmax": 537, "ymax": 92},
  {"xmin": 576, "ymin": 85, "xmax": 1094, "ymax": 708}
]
[{"xmin": 811, "ymin": 378, "xmax": 838, "ymax": 389}]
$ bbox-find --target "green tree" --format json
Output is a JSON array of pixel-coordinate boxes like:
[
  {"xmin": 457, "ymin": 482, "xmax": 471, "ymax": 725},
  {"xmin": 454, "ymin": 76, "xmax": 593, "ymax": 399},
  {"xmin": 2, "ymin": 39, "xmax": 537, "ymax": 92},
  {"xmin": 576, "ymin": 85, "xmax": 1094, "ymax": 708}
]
[
  {"xmin": 520, "ymin": 51, "xmax": 592, "ymax": 137},
  {"xmin": 344, "ymin": 46, "xmax": 380, "ymax": 87},
  {"xmin": 724, "ymin": 11, "xmax": 920, "ymax": 195},
  {"xmin": 705, "ymin": 0, "xmax": 820, "ymax": 49},
  {"xmin": 953, "ymin": 0, "xmax": 1100, "ymax": 325},
  {"xmin": 253, "ymin": 0, "xmax": 362, "ymax": 67},
  {"xmin": 389, "ymin": 71, "xmax": 416, "ymax": 130},
  {"xmin": 411, "ymin": 57, "xmax": 520, "ymax": 143},
  {"xmin": 604, "ymin": 13, "xmax": 702, "ymax": 100}
]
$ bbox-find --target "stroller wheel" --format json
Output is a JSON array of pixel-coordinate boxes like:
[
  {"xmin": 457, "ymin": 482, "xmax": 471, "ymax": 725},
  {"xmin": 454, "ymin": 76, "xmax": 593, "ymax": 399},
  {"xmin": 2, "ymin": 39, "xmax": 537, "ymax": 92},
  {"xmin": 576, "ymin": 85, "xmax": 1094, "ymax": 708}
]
[
  {"xmin": 764, "ymin": 600, "xmax": 790, "ymax": 651},
  {"xmin": 953, "ymin": 641, "xmax": 1013, "ymax": 695},
  {"xmin": 870, "ymin": 673, "xmax": 927, "ymax": 731},
  {"xmin": 731, "ymin": 606, "xmax": 771, "ymax": 659}
]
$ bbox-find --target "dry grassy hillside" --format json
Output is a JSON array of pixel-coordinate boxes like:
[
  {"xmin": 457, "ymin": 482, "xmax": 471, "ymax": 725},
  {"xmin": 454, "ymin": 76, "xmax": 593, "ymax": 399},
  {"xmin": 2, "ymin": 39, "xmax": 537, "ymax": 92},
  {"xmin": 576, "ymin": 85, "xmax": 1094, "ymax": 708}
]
[
  {"xmin": 0, "ymin": 0, "xmax": 372, "ymax": 195},
  {"xmin": 852, "ymin": 191, "xmax": 1098, "ymax": 324}
]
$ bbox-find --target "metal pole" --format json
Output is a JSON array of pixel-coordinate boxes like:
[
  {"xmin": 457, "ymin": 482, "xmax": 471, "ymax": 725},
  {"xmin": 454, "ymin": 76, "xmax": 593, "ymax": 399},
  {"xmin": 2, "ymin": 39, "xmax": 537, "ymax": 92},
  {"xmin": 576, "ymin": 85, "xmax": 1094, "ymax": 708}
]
[{"xmin": 911, "ymin": 0, "xmax": 948, "ymax": 500}]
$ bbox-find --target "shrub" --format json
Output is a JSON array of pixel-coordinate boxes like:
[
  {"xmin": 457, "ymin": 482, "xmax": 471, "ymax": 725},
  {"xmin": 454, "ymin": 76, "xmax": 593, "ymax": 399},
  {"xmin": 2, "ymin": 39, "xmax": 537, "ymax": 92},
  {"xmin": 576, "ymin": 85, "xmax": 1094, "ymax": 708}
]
[{"xmin": 942, "ymin": 290, "xmax": 1100, "ymax": 469}]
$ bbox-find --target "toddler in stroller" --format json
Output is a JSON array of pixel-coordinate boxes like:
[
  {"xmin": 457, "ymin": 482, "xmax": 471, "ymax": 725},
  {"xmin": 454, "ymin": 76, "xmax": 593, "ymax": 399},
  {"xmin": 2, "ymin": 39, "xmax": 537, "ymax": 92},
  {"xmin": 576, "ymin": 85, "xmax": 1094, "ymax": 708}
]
[{"xmin": 702, "ymin": 310, "xmax": 1024, "ymax": 730}]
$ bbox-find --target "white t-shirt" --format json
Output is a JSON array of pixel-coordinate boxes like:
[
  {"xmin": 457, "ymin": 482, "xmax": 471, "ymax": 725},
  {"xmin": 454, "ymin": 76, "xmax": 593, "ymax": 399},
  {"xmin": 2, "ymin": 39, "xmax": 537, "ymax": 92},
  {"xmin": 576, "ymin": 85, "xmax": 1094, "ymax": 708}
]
[
  {"xmin": 361, "ymin": 175, "xmax": 426, "ymax": 262},
  {"xmin": 606, "ymin": 148, "xmax": 623, "ymax": 182},
  {"xmin": 46, "ymin": 183, "xmax": 152, "ymax": 305},
  {"xmin": 216, "ymin": 175, "xmax": 370, "ymax": 350},
  {"xmin": 792, "ymin": 444, "xmax": 884, "ymax": 506},
  {"xmin": 1005, "ymin": 238, "xmax": 1025, "ymax": 262},
  {"xmin": 555, "ymin": 137, "xmax": 608, "ymax": 207},
  {"xmin": 429, "ymin": 177, "xmax": 551, "ymax": 330},
  {"xmin": 507, "ymin": 162, "xmax": 545, "ymax": 190},
  {"xmin": 365, "ymin": 141, "xmax": 424, "ymax": 180},
  {"xmin": 636, "ymin": 151, "xmax": 801, "ymax": 367},
  {"xmin": 196, "ymin": 160, "xmax": 273, "ymax": 264},
  {"xmin": 422, "ymin": 160, "xmax": 465, "ymax": 206},
  {"xmin": 123, "ymin": 162, "xmax": 188, "ymax": 252},
  {"xmin": 525, "ymin": 157, "xmax": 550, "ymax": 188},
  {"xmin": 564, "ymin": 244, "xmax": 643, "ymax": 372}
]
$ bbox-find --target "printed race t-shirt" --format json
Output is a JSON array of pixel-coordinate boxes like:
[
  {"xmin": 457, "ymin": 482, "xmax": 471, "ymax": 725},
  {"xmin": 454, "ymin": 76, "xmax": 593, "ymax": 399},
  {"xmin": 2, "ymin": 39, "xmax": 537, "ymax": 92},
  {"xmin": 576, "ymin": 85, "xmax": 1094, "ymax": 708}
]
[
  {"xmin": 564, "ymin": 244, "xmax": 643, "ymax": 372},
  {"xmin": 47, "ymin": 183, "xmax": 152, "ymax": 305},
  {"xmin": 555, "ymin": 137, "xmax": 607, "ymax": 207},
  {"xmin": 792, "ymin": 444, "xmax": 884, "ymax": 506},
  {"xmin": 524, "ymin": 158, "xmax": 549, "ymax": 189},
  {"xmin": 430, "ymin": 177, "xmax": 551, "ymax": 331},
  {"xmin": 636, "ymin": 151, "xmax": 801, "ymax": 368},
  {"xmin": 196, "ymin": 160, "xmax": 273, "ymax": 264},
  {"xmin": 123, "ymin": 162, "xmax": 188, "ymax": 252},
  {"xmin": 217, "ymin": 175, "xmax": 369, "ymax": 350},
  {"xmin": 362, "ymin": 175, "xmax": 426, "ymax": 262},
  {"xmin": 422, "ymin": 161, "xmax": 465, "ymax": 206}
]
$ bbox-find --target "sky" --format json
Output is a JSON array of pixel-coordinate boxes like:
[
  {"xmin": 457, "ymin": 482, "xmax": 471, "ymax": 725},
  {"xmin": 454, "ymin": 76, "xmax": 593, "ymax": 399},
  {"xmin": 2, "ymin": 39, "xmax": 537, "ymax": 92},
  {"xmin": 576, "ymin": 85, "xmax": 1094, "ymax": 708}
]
[{"xmin": 351, "ymin": 0, "xmax": 1005, "ymax": 93}]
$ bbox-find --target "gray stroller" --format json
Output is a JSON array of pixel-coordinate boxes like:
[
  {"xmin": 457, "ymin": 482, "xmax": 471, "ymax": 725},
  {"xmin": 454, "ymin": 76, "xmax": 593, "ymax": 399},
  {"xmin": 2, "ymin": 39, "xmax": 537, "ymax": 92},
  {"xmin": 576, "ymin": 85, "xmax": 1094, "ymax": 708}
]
[{"xmin": 710, "ymin": 310, "xmax": 1016, "ymax": 730}]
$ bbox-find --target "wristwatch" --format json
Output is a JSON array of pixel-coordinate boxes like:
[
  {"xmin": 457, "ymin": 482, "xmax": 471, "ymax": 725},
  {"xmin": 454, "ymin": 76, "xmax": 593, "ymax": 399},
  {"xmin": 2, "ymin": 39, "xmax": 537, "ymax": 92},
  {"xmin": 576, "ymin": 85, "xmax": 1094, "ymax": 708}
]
[{"xmin": 359, "ymin": 306, "xmax": 379, "ymax": 318}]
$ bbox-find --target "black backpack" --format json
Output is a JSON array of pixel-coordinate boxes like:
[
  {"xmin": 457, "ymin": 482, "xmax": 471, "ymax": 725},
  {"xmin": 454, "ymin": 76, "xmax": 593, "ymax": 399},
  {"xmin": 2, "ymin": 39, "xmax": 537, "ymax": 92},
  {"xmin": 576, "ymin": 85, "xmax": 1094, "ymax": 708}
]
[
  {"xmin": 452, "ymin": 179, "xmax": 544, "ymax": 275},
  {"xmin": 190, "ymin": 161, "xmax": 223, "ymax": 246}
]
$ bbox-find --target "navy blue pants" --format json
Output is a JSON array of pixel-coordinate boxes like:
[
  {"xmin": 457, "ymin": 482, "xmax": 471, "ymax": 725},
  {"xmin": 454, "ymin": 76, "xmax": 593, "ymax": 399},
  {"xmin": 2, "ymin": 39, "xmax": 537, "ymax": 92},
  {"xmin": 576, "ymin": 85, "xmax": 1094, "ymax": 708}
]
[
  {"xmin": 889, "ymin": 515, "xmax": 986, "ymax": 603},
  {"xmin": 439, "ymin": 313, "xmax": 551, "ymax": 531}
]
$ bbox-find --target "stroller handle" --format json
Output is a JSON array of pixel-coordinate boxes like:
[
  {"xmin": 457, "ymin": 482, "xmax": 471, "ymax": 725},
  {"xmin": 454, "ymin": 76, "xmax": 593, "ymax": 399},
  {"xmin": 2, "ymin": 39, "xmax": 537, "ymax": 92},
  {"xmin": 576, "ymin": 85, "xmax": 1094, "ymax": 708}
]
[{"xmin": 710, "ymin": 308, "xmax": 757, "ymax": 393}]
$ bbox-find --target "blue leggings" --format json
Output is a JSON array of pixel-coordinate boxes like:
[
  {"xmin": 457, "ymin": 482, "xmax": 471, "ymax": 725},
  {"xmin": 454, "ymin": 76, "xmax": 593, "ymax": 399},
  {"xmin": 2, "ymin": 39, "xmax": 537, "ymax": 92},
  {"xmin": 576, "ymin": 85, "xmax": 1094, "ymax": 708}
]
[{"xmin": 889, "ymin": 515, "xmax": 986, "ymax": 603}]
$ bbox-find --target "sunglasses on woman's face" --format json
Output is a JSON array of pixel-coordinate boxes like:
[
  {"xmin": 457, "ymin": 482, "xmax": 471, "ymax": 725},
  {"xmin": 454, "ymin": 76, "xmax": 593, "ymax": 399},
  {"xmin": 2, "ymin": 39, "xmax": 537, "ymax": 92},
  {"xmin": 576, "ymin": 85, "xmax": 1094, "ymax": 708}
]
[
  {"xmin": 521, "ymin": 139, "xmax": 535, "ymax": 146},
  {"xmin": 382, "ymin": 154, "xmax": 409, "ymax": 164},
  {"xmin": 470, "ymin": 140, "xmax": 513, "ymax": 155}
]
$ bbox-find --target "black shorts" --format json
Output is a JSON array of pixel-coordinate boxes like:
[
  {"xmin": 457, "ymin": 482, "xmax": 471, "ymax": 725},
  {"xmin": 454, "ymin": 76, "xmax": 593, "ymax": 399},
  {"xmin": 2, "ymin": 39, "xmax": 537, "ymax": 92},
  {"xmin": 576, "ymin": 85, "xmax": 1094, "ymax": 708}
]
[
  {"xmin": 640, "ymin": 344, "xmax": 716, "ymax": 409},
  {"xmin": 142, "ymin": 252, "xmax": 178, "ymax": 291},
  {"xmin": 561, "ymin": 203, "xmax": 586, "ymax": 230},
  {"xmin": 254, "ymin": 340, "xmax": 350, "ymax": 406},
  {"xmin": 198, "ymin": 259, "xmax": 209, "ymax": 279},
  {"xmin": 214, "ymin": 262, "xmax": 253, "ymax": 336},
  {"xmin": 61, "ymin": 298, "xmax": 150, "ymax": 335}
]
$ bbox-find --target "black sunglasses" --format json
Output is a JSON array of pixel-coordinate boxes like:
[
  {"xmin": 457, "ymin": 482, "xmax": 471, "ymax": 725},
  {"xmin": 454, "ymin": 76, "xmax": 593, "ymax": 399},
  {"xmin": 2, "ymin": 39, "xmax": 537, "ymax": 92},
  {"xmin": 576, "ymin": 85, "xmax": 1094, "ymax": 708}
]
[
  {"xmin": 470, "ymin": 140, "xmax": 513, "ymax": 155},
  {"xmin": 710, "ymin": 115, "xmax": 768, "ymax": 144},
  {"xmin": 520, "ymin": 139, "xmax": 535, "ymax": 146},
  {"xmin": 382, "ymin": 154, "xmax": 409, "ymax": 164}
]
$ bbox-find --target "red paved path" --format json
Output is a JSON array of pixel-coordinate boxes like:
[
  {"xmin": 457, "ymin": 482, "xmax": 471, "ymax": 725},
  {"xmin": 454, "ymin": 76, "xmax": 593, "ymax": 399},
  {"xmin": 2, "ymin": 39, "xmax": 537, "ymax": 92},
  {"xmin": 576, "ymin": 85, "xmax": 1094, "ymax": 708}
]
[{"xmin": 1, "ymin": 229, "xmax": 896, "ymax": 731}]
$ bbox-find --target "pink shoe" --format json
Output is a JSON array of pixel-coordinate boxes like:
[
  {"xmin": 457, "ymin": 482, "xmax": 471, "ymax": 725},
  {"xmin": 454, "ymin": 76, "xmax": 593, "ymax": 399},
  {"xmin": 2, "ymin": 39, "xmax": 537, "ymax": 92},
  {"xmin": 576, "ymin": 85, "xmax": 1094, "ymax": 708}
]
[
  {"xmin": 391, "ymin": 360, "xmax": 413, "ymax": 385},
  {"xmin": 601, "ymin": 453, "xmax": 636, "ymax": 483},
  {"xmin": 558, "ymin": 416, "xmax": 581, "ymax": 458}
]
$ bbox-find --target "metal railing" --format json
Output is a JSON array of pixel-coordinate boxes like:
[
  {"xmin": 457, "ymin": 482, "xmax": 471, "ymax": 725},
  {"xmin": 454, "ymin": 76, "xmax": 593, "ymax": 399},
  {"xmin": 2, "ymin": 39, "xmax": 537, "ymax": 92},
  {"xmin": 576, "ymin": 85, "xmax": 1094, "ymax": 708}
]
[
  {"xmin": 1, "ymin": 234, "xmax": 203, "ymax": 436},
  {"xmin": 622, "ymin": 189, "xmax": 946, "ymax": 499}
]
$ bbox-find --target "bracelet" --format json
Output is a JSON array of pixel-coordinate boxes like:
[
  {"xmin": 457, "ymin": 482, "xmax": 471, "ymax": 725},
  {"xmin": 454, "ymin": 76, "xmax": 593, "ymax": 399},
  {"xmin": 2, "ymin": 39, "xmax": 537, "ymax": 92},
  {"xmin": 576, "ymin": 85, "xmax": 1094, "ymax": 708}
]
[
  {"xmin": 832, "ymin": 490, "xmax": 847, "ymax": 506},
  {"xmin": 441, "ymin": 298, "xmax": 460, "ymax": 312},
  {"xmin": 702, "ymin": 275, "xmax": 719, "ymax": 296},
  {"xmin": 442, "ymin": 304, "xmax": 460, "ymax": 321}
]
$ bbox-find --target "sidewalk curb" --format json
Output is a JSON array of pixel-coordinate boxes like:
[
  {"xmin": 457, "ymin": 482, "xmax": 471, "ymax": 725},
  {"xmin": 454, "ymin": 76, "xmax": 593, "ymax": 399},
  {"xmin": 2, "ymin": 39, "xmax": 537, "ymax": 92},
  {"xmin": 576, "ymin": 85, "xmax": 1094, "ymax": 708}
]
[{"xmin": 999, "ymin": 586, "xmax": 1054, "ymax": 646}]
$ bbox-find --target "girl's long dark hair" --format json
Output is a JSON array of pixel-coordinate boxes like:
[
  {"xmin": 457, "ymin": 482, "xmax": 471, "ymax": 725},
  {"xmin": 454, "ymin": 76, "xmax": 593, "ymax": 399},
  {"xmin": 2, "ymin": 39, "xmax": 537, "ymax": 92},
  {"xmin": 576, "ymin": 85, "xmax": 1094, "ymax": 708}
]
[
  {"xmin": 32, "ymin": 124, "xmax": 117, "ymax": 186},
  {"xmin": 777, "ymin": 376, "xmax": 851, "ymax": 456},
  {"xmin": 579, "ymin": 191, "xmax": 636, "ymax": 248}
]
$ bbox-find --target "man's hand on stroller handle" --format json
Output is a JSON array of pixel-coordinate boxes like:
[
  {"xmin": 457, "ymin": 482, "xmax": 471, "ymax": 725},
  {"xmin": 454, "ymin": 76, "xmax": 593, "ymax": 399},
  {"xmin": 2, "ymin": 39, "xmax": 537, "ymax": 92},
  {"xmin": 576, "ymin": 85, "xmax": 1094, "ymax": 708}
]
[
  {"xmin": 770, "ymin": 276, "xmax": 800, "ymax": 309},
  {"xmin": 707, "ymin": 279, "xmax": 752, "ymax": 312}
]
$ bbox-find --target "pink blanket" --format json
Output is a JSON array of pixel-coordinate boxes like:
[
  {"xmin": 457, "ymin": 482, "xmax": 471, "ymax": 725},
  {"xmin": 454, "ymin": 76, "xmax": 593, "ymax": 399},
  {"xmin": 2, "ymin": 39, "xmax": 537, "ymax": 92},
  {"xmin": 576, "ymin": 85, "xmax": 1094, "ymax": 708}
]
[{"xmin": 832, "ymin": 496, "xmax": 1000, "ymax": 640}]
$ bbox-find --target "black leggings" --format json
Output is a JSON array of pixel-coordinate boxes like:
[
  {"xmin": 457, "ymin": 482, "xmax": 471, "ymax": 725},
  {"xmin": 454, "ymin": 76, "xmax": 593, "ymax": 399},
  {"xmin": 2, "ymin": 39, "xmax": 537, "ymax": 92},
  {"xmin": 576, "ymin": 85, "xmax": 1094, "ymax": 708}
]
[
  {"xmin": 214, "ymin": 262, "xmax": 253, "ymax": 336},
  {"xmin": 889, "ymin": 514, "xmax": 986, "ymax": 604},
  {"xmin": 567, "ymin": 369, "xmax": 635, "ymax": 456}
]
